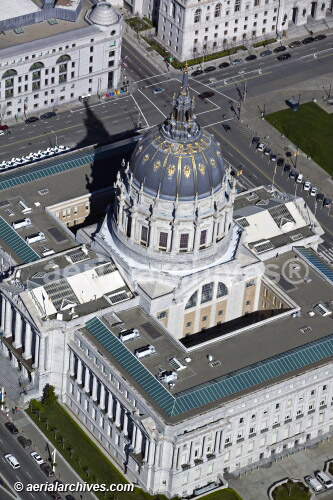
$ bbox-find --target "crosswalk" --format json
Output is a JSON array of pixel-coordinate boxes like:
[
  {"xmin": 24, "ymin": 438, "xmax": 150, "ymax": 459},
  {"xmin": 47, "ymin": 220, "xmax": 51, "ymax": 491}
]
[{"xmin": 318, "ymin": 244, "xmax": 333, "ymax": 264}]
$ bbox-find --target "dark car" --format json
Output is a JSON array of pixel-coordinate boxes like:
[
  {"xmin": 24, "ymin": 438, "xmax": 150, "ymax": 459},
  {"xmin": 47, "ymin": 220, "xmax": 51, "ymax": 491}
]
[
  {"xmin": 314, "ymin": 34, "xmax": 326, "ymax": 41},
  {"xmin": 252, "ymin": 136, "xmax": 260, "ymax": 145},
  {"xmin": 198, "ymin": 91, "xmax": 214, "ymax": 100},
  {"xmin": 289, "ymin": 170, "xmax": 297, "ymax": 180},
  {"xmin": 302, "ymin": 37, "xmax": 315, "ymax": 44},
  {"xmin": 289, "ymin": 40, "xmax": 302, "ymax": 48},
  {"xmin": 65, "ymin": 496, "xmax": 76, "ymax": 500},
  {"xmin": 284, "ymin": 164, "xmax": 291, "ymax": 173},
  {"xmin": 223, "ymin": 123, "xmax": 231, "ymax": 132},
  {"xmin": 316, "ymin": 192, "xmax": 324, "ymax": 202},
  {"xmin": 53, "ymin": 479, "xmax": 64, "ymax": 487},
  {"xmin": 245, "ymin": 54, "xmax": 257, "ymax": 61},
  {"xmin": 49, "ymin": 494, "xmax": 61, "ymax": 500},
  {"xmin": 219, "ymin": 62, "xmax": 230, "ymax": 68},
  {"xmin": 204, "ymin": 66, "xmax": 216, "ymax": 73},
  {"xmin": 5, "ymin": 422, "xmax": 18, "ymax": 434},
  {"xmin": 260, "ymin": 49, "xmax": 272, "ymax": 57},
  {"xmin": 0, "ymin": 124, "xmax": 9, "ymax": 131},
  {"xmin": 277, "ymin": 158, "xmax": 284, "ymax": 167},
  {"xmin": 25, "ymin": 116, "xmax": 39, "ymax": 124},
  {"xmin": 191, "ymin": 69, "xmax": 203, "ymax": 76},
  {"xmin": 323, "ymin": 197, "xmax": 331, "ymax": 208},
  {"xmin": 277, "ymin": 53, "xmax": 291, "ymax": 61},
  {"xmin": 40, "ymin": 463, "xmax": 55, "ymax": 477},
  {"xmin": 17, "ymin": 436, "xmax": 32, "ymax": 449},
  {"xmin": 40, "ymin": 111, "xmax": 56, "ymax": 120},
  {"xmin": 273, "ymin": 45, "xmax": 286, "ymax": 53}
]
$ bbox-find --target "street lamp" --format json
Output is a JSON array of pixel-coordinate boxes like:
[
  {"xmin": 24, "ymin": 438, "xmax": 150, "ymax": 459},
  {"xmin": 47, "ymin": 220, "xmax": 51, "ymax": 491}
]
[{"xmin": 51, "ymin": 130, "xmax": 57, "ymax": 147}]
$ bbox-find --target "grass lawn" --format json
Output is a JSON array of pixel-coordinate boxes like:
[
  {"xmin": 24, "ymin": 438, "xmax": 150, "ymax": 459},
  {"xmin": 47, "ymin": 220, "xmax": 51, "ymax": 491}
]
[
  {"xmin": 27, "ymin": 402, "xmax": 243, "ymax": 500},
  {"xmin": 272, "ymin": 481, "xmax": 311, "ymax": 500},
  {"xmin": 265, "ymin": 102, "xmax": 333, "ymax": 174}
]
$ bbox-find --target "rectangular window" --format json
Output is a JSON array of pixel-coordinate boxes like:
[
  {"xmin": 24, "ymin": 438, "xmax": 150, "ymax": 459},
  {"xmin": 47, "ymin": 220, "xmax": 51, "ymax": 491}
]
[
  {"xmin": 200, "ymin": 229, "xmax": 207, "ymax": 247},
  {"xmin": 140, "ymin": 226, "xmax": 148, "ymax": 245},
  {"xmin": 180, "ymin": 233, "xmax": 189, "ymax": 250},
  {"xmin": 159, "ymin": 232, "xmax": 168, "ymax": 249}
]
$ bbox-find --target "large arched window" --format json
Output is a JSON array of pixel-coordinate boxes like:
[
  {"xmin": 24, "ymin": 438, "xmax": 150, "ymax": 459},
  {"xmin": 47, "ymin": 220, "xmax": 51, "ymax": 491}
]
[
  {"xmin": 56, "ymin": 54, "xmax": 71, "ymax": 63},
  {"xmin": 2, "ymin": 69, "xmax": 17, "ymax": 79},
  {"xmin": 185, "ymin": 290, "xmax": 198, "ymax": 309},
  {"xmin": 201, "ymin": 282, "xmax": 214, "ymax": 303},
  {"xmin": 194, "ymin": 8, "xmax": 201, "ymax": 23},
  {"xmin": 214, "ymin": 3, "xmax": 221, "ymax": 17},
  {"xmin": 217, "ymin": 282, "xmax": 228, "ymax": 298},
  {"xmin": 29, "ymin": 62, "xmax": 44, "ymax": 71}
]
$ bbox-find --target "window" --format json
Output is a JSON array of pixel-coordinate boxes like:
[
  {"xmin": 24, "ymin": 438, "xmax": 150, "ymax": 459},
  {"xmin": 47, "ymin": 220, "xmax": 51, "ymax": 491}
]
[
  {"xmin": 200, "ymin": 230, "xmax": 207, "ymax": 247},
  {"xmin": 202, "ymin": 316, "xmax": 207, "ymax": 322},
  {"xmin": 157, "ymin": 311, "xmax": 167, "ymax": 320},
  {"xmin": 185, "ymin": 290, "xmax": 198, "ymax": 309},
  {"xmin": 159, "ymin": 232, "xmax": 168, "ymax": 249},
  {"xmin": 217, "ymin": 310, "xmax": 223, "ymax": 316},
  {"xmin": 234, "ymin": 0, "xmax": 241, "ymax": 11},
  {"xmin": 217, "ymin": 282, "xmax": 228, "ymax": 297},
  {"xmin": 214, "ymin": 3, "xmax": 221, "ymax": 17},
  {"xmin": 140, "ymin": 226, "xmax": 148, "ymax": 245},
  {"xmin": 186, "ymin": 321, "xmax": 191, "ymax": 328},
  {"xmin": 194, "ymin": 8, "xmax": 201, "ymax": 22},
  {"xmin": 201, "ymin": 282, "xmax": 214, "ymax": 304},
  {"xmin": 180, "ymin": 233, "xmax": 189, "ymax": 250}
]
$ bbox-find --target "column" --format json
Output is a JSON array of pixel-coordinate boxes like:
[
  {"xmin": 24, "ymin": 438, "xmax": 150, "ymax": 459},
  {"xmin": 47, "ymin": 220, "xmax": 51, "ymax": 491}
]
[
  {"xmin": 13, "ymin": 312, "xmax": 23, "ymax": 349},
  {"xmin": 107, "ymin": 391, "xmax": 114, "ymax": 418},
  {"xmin": 84, "ymin": 367, "xmax": 90, "ymax": 392},
  {"xmin": 38, "ymin": 336, "xmax": 45, "ymax": 371},
  {"xmin": 4, "ymin": 300, "xmax": 12, "ymax": 338},
  {"xmin": 32, "ymin": 332, "xmax": 40, "ymax": 367},
  {"xmin": 123, "ymin": 412, "xmax": 128, "ymax": 436},
  {"xmin": 76, "ymin": 358, "xmax": 83, "ymax": 385},
  {"xmin": 148, "ymin": 440, "xmax": 156, "ymax": 466},
  {"xmin": 92, "ymin": 375, "xmax": 98, "ymax": 401},
  {"xmin": 99, "ymin": 383, "xmax": 105, "ymax": 410},
  {"xmin": 131, "ymin": 424, "xmax": 137, "ymax": 448},
  {"xmin": 1, "ymin": 295, "xmax": 6, "ymax": 331},
  {"xmin": 69, "ymin": 350, "xmax": 75, "ymax": 377},
  {"xmin": 135, "ymin": 427, "xmax": 143, "ymax": 454},
  {"xmin": 23, "ymin": 322, "xmax": 33, "ymax": 360},
  {"xmin": 115, "ymin": 400, "xmax": 121, "ymax": 428},
  {"xmin": 143, "ymin": 438, "xmax": 149, "ymax": 462}
]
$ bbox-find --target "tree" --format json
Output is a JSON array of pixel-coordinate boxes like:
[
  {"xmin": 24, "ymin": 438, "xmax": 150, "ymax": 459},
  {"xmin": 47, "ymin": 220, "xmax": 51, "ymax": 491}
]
[
  {"xmin": 67, "ymin": 445, "xmax": 75, "ymax": 459},
  {"xmin": 83, "ymin": 465, "xmax": 91, "ymax": 478},
  {"xmin": 42, "ymin": 385, "xmax": 58, "ymax": 406},
  {"xmin": 30, "ymin": 399, "xmax": 45, "ymax": 420},
  {"xmin": 51, "ymin": 426, "xmax": 58, "ymax": 439},
  {"xmin": 59, "ymin": 435, "xmax": 66, "ymax": 450}
]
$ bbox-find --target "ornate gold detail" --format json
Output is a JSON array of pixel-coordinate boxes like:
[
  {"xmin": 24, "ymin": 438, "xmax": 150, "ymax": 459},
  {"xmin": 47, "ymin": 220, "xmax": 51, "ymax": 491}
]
[
  {"xmin": 183, "ymin": 165, "xmax": 191, "ymax": 179},
  {"xmin": 216, "ymin": 151, "xmax": 221, "ymax": 157},
  {"xmin": 210, "ymin": 158, "xmax": 216, "ymax": 167},
  {"xmin": 143, "ymin": 154, "xmax": 149, "ymax": 162},
  {"xmin": 198, "ymin": 163, "xmax": 205, "ymax": 176},
  {"xmin": 168, "ymin": 164, "xmax": 176, "ymax": 178},
  {"xmin": 154, "ymin": 160, "xmax": 161, "ymax": 171},
  {"xmin": 138, "ymin": 145, "xmax": 143, "ymax": 152}
]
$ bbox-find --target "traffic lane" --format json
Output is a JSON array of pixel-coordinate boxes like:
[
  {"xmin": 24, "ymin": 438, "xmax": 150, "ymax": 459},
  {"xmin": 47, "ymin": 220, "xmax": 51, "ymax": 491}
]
[
  {"xmin": 122, "ymin": 37, "xmax": 166, "ymax": 80},
  {"xmin": 0, "ymin": 419, "xmax": 52, "ymax": 499}
]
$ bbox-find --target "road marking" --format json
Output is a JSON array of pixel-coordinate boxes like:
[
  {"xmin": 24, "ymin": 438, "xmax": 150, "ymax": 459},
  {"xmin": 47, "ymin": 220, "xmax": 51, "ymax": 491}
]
[
  {"xmin": 29, "ymin": 493, "xmax": 35, "ymax": 498},
  {"xmin": 300, "ymin": 47, "xmax": 333, "ymax": 59},
  {"xmin": 26, "ymin": 472, "xmax": 32, "ymax": 478},
  {"xmin": 305, "ymin": 52, "xmax": 333, "ymax": 62},
  {"xmin": 65, "ymin": 120, "xmax": 71, "ymax": 123},
  {"xmin": 138, "ymin": 89, "xmax": 167, "ymax": 119},
  {"xmin": 75, "ymin": 130, "xmax": 84, "ymax": 133},
  {"xmin": 216, "ymin": 71, "xmax": 272, "ymax": 90},
  {"xmin": 16, "ymin": 475, "xmax": 21, "ymax": 480},
  {"xmin": 112, "ymin": 120, "xmax": 119, "ymax": 123},
  {"xmin": 203, "ymin": 118, "xmax": 232, "ymax": 128}
]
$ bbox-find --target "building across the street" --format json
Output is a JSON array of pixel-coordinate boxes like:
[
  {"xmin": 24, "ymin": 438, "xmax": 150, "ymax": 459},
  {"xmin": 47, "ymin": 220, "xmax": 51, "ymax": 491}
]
[
  {"xmin": 0, "ymin": 0, "xmax": 123, "ymax": 120},
  {"xmin": 1, "ymin": 69, "xmax": 333, "ymax": 499},
  {"xmin": 128, "ymin": 0, "xmax": 331, "ymax": 61}
]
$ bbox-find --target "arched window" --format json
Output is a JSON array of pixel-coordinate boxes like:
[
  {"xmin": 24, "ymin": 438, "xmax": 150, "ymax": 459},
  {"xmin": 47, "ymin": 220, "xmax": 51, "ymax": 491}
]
[
  {"xmin": 217, "ymin": 282, "xmax": 228, "ymax": 298},
  {"xmin": 185, "ymin": 290, "xmax": 198, "ymax": 309},
  {"xmin": 29, "ymin": 62, "xmax": 44, "ymax": 71},
  {"xmin": 201, "ymin": 282, "xmax": 214, "ymax": 303},
  {"xmin": 171, "ymin": 2, "xmax": 176, "ymax": 17},
  {"xmin": 194, "ymin": 8, "xmax": 201, "ymax": 23},
  {"xmin": 2, "ymin": 69, "xmax": 17, "ymax": 79},
  {"xmin": 214, "ymin": 3, "xmax": 221, "ymax": 17},
  {"xmin": 56, "ymin": 54, "xmax": 71, "ymax": 64}
]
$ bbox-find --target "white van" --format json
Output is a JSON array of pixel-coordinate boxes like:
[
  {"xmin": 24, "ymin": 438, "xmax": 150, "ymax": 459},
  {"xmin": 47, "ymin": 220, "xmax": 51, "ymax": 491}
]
[
  {"xmin": 304, "ymin": 475, "xmax": 323, "ymax": 492},
  {"xmin": 26, "ymin": 232, "xmax": 45, "ymax": 244},
  {"xmin": 296, "ymin": 173, "xmax": 304, "ymax": 183},
  {"xmin": 12, "ymin": 218, "xmax": 32, "ymax": 230},
  {"xmin": 135, "ymin": 345, "xmax": 156, "ymax": 359},
  {"xmin": 5, "ymin": 453, "xmax": 20, "ymax": 469},
  {"xmin": 316, "ymin": 471, "xmax": 333, "ymax": 489},
  {"xmin": 120, "ymin": 329, "xmax": 140, "ymax": 343}
]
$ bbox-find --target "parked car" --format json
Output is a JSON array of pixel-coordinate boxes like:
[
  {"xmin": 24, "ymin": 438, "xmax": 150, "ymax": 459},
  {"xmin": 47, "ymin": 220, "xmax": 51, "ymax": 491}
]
[
  {"xmin": 198, "ymin": 91, "xmax": 215, "ymax": 100},
  {"xmin": 4, "ymin": 454, "xmax": 20, "ymax": 469},
  {"xmin": 284, "ymin": 164, "xmax": 291, "ymax": 173},
  {"xmin": 5, "ymin": 422, "xmax": 18, "ymax": 434},
  {"xmin": 315, "ymin": 471, "xmax": 333, "ymax": 489},
  {"xmin": 304, "ymin": 475, "xmax": 323, "ymax": 492},
  {"xmin": 40, "ymin": 463, "xmax": 55, "ymax": 477},
  {"xmin": 296, "ymin": 173, "xmax": 304, "ymax": 183},
  {"xmin": 310, "ymin": 186, "xmax": 317, "ymax": 196},
  {"xmin": 40, "ymin": 111, "xmax": 56, "ymax": 119},
  {"xmin": 289, "ymin": 40, "xmax": 302, "ymax": 48},
  {"xmin": 245, "ymin": 54, "xmax": 257, "ymax": 61},
  {"xmin": 314, "ymin": 34, "xmax": 326, "ymax": 41},
  {"xmin": 204, "ymin": 66, "xmax": 216, "ymax": 73},
  {"xmin": 316, "ymin": 192, "xmax": 324, "ymax": 202},
  {"xmin": 302, "ymin": 37, "xmax": 315, "ymax": 44},
  {"xmin": 303, "ymin": 181, "xmax": 311, "ymax": 191},
  {"xmin": 260, "ymin": 50, "xmax": 272, "ymax": 57},
  {"xmin": 17, "ymin": 436, "xmax": 32, "ymax": 449},
  {"xmin": 273, "ymin": 45, "xmax": 287, "ymax": 53},
  {"xmin": 65, "ymin": 496, "xmax": 76, "ymax": 500},
  {"xmin": 0, "ymin": 130, "xmax": 4, "ymax": 136},
  {"xmin": 31, "ymin": 451, "xmax": 44, "ymax": 465},
  {"xmin": 152, "ymin": 87, "xmax": 165, "ymax": 95},
  {"xmin": 277, "ymin": 53, "xmax": 291, "ymax": 61},
  {"xmin": 0, "ymin": 124, "xmax": 9, "ymax": 130},
  {"xmin": 25, "ymin": 116, "xmax": 39, "ymax": 124},
  {"xmin": 289, "ymin": 170, "xmax": 297, "ymax": 180},
  {"xmin": 231, "ymin": 58, "xmax": 243, "ymax": 65},
  {"xmin": 277, "ymin": 158, "xmax": 284, "ymax": 167},
  {"xmin": 256, "ymin": 142, "xmax": 266, "ymax": 152},
  {"xmin": 270, "ymin": 153, "xmax": 277, "ymax": 162},
  {"xmin": 223, "ymin": 123, "xmax": 231, "ymax": 132},
  {"xmin": 264, "ymin": 147, "xmax": 271, "ymax": 156},
  {"xmin": 219, "ymin": 62, "xmax": 230, "ymax": 68},
  {"xmin": 252, "ymin": 136, "xmax": 260, "ymax": 145},
  {"xmin": 49, "ymin": 494, "xmax": 61, "ymax": 500},
  {"xmin": 323, "ymin": 197, "xmax": 331, "ymax": 208},
  {"xmin": 191, "ymin": 69, "xmax": 203, "ymax": 76}
]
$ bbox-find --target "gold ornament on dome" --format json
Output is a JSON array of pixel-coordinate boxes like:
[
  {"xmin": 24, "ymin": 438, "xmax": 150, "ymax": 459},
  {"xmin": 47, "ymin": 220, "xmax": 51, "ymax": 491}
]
[
  {"xmin": 154, "ymin": 160, "xmax": 161, "ymax": 171},
  {"xmin": 210, "ymin": 158, "xmax": 216, "ymax": 167},
  {"xmin": 138, "ymin": 145, "xmax": 143, "ymax": 152},
  {"xmin": 216, "ymin": 150, "xmax": 221, "ymax": 157},
  {"xmin": 198, "ymin": 163, "xmax": 205, "ymax": 176},
  {"xmin": 143, "ymin": 154, "xmax": 149, "ymax": 162},
  {"xmin": 183, "ymin": 165, "xmax": 191, "ymax": 179},
  {"xmin": 168, "ymin": 164, "xmax": 176, "ymax": 178}
]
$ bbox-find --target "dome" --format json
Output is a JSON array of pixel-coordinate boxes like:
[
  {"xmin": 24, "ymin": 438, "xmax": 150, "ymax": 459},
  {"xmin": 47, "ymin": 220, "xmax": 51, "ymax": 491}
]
[
  {"xmin": 89, "ymin": 2, "xmax": 119, "ymax": 25},
  {"xmin": 129, "ymin": 67, "xmax": 225, "ymax": 201}
]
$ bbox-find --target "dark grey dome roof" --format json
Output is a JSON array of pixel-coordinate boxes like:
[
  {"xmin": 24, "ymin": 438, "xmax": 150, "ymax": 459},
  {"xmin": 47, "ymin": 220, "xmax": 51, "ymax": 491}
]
[
  {"xmin": 129, "ymin": 68, "xmax": 225, "ymax": 201},
  {"xmin": 130, "ymin": 128, "xmax": 225, "ymax": 200}
]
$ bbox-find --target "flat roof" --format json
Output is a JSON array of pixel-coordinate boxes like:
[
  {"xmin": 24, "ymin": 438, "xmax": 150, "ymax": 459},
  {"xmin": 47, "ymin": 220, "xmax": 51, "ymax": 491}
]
[
  {"xmin": 0, "ymin": 0, "xmax": 40, "ymax": 22},
  {"xmin": 81, "ymin": 250, "xmax": 333, "ymax": 423}
]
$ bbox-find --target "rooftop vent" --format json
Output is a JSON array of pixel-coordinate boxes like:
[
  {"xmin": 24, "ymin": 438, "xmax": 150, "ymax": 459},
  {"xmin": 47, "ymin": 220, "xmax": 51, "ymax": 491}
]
[
  {"xmin": 107, "ymin": 290, "xmax": 130, "ymax": 304},
  {"xmin": 290, "ymin": 233, "xmax": 303, "ymax": 242},
  {"xmin": 209, "ymin": 360, "xmax": 222, "ymax": 367},
  {"xmin": 314, "ymin": 303, "xmax": 332, "ymax": 317},
  {"xmin": 236, "ymin": 217, "xmax": 249, "ymax": 228},
  {"xmin": 299, "ymin": 326, "xmax": 312, "ymax": 333},
  {"xmin": 253, "ymin": 240, "xmax": 274, "ymax": 253},
  {"xmin": 255, "ymin": 199, "xmax": 270, "ymax": 206},
  {"xmin": 247, "ymin": 193, "xmax": 259, "ymax": 202},
  {"xmin": 168, "ymin": 357, "xmax": 187, "ymax": 371}
]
